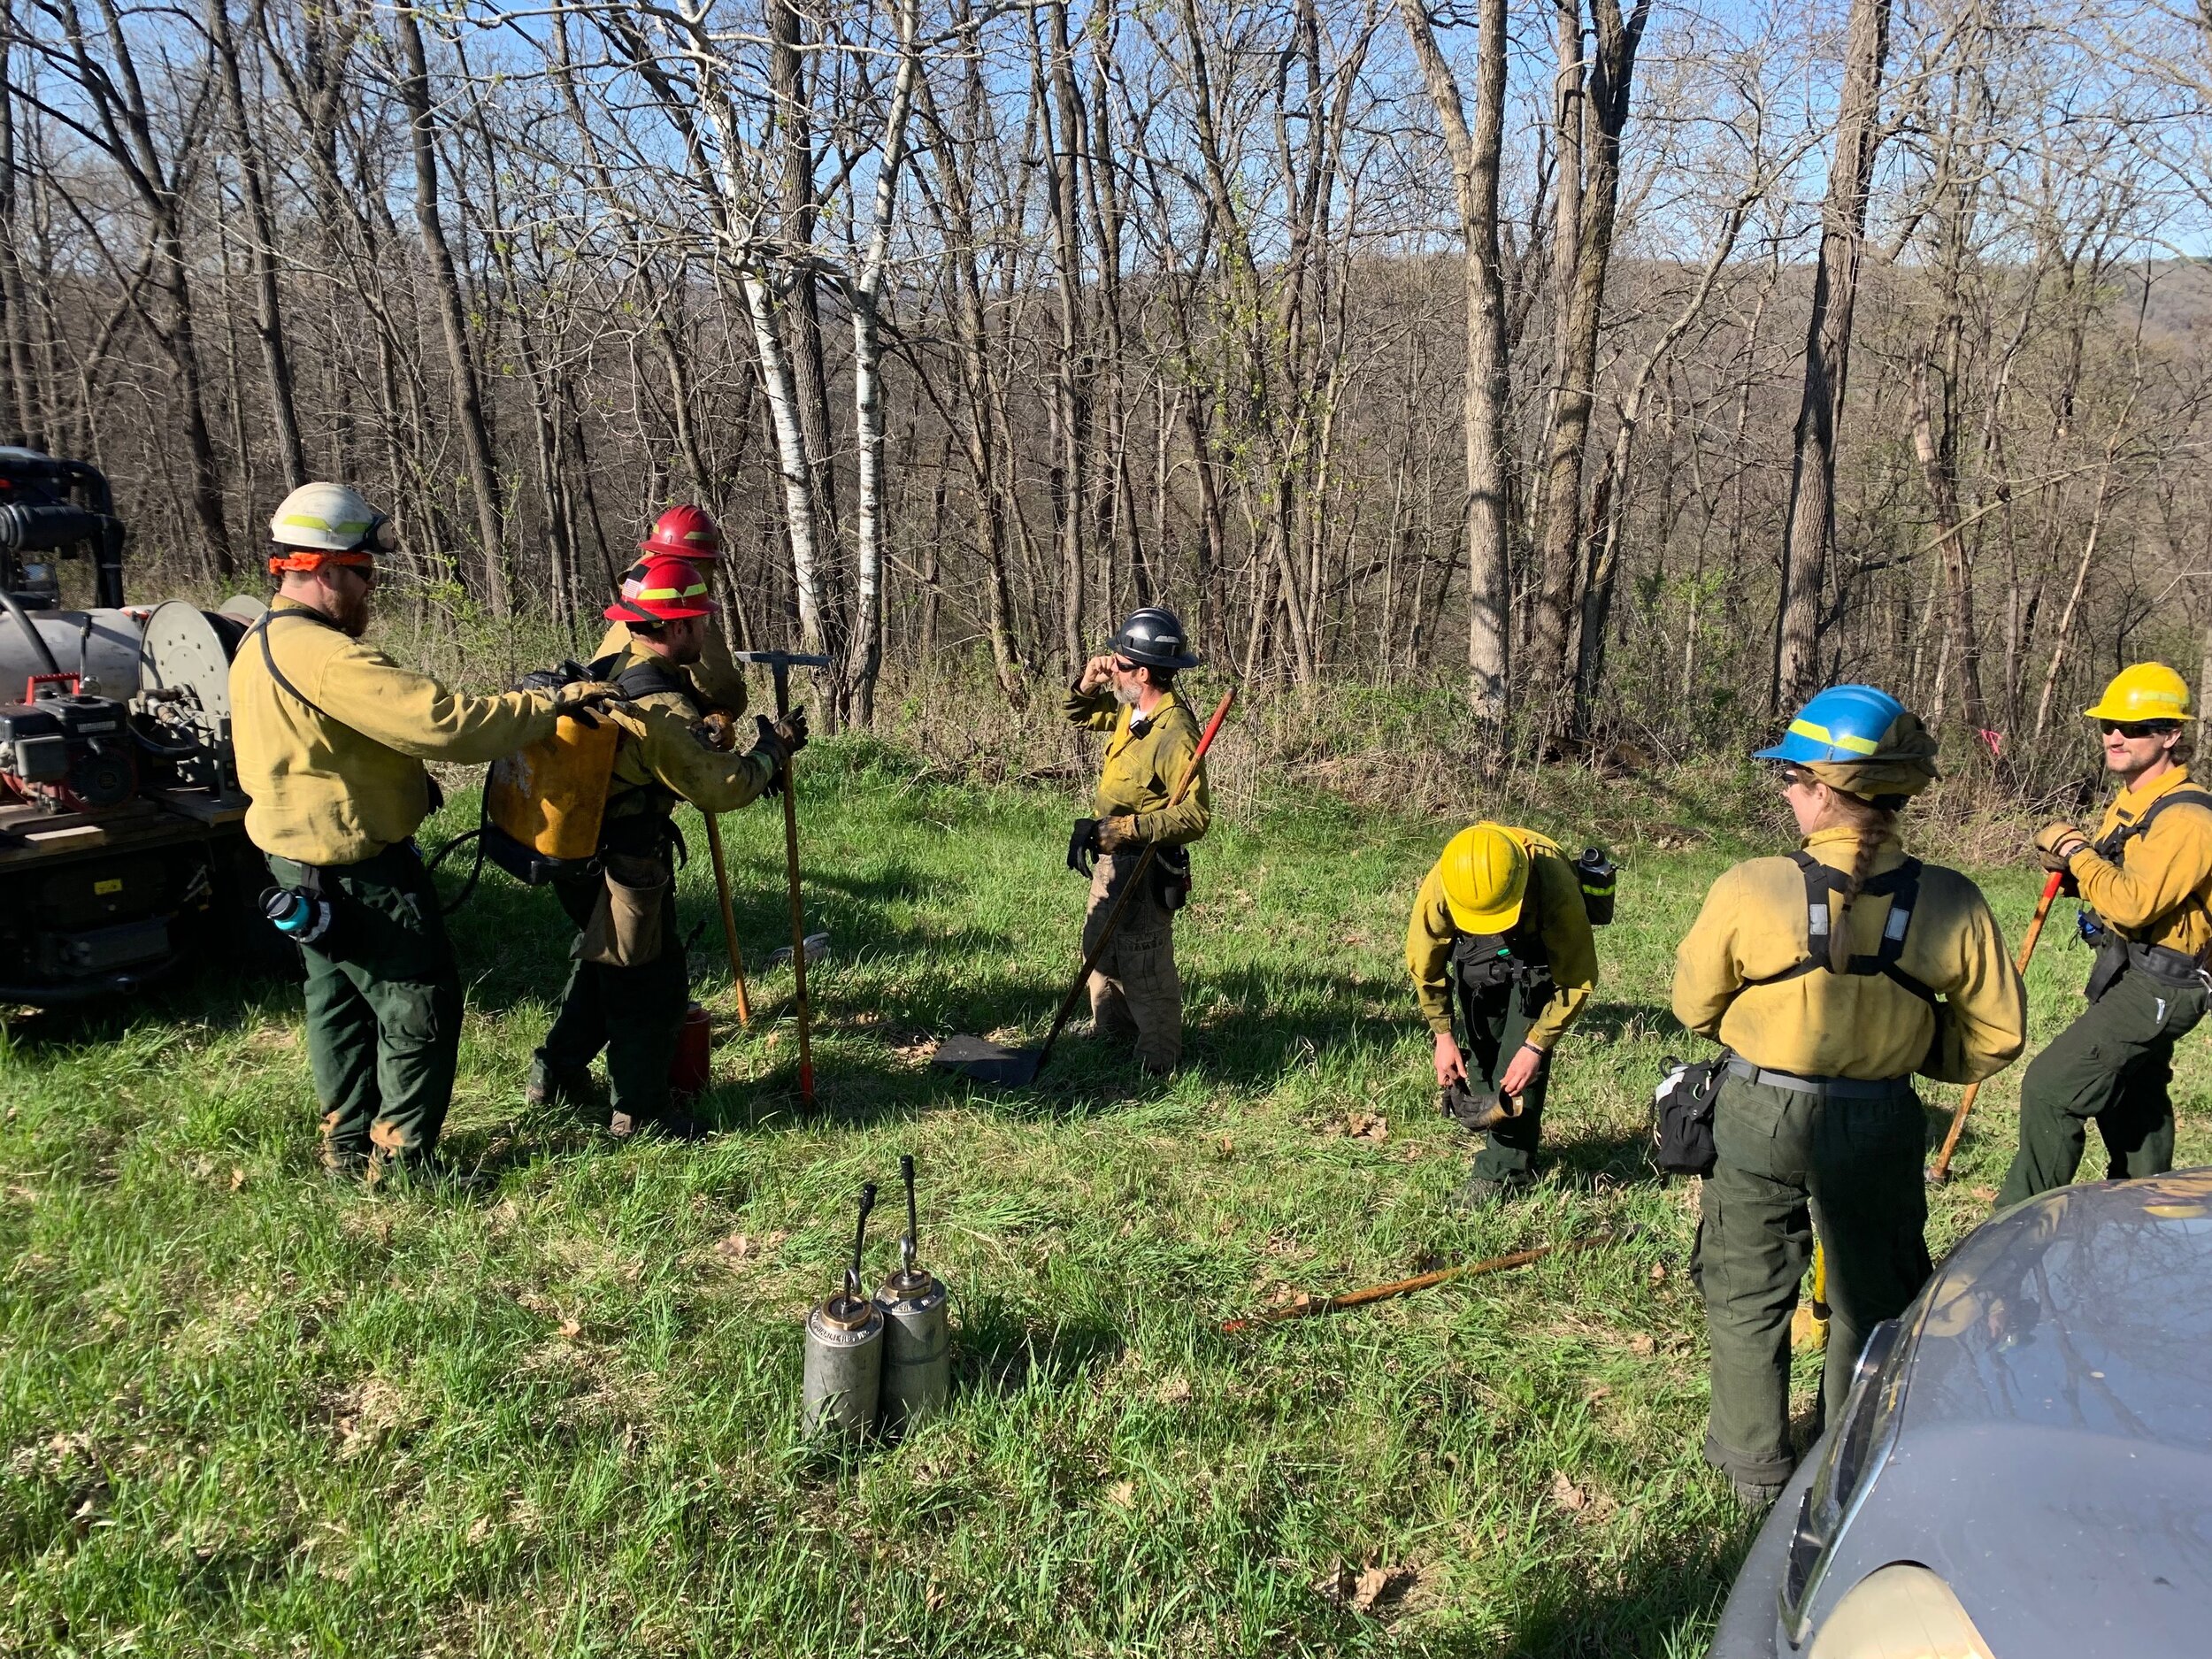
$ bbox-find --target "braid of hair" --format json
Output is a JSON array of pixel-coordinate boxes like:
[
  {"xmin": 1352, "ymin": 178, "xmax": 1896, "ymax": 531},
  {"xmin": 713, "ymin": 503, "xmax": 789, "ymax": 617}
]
[{"xmin": 1824, "ymin": 790, "xmax": 1901, "ymax": 974}]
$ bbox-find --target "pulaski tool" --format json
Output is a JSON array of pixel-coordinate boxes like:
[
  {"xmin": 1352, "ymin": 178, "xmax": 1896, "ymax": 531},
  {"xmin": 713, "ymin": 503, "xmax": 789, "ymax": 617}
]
[
  {"xmin": 802, "ymin": 1181, "xmax": 887, "ymax": 1439},
  {"xmin": 733, "ymin": 649, "xmax": 832, "ymax": 1109},
  {"xmin": 1220, "ymin": 1231, "xmax": 1622, "ymax": 1333},
  {"xmin": 933, "ymin": 687, "xmax": 1235, "ymax": 1086},
  {"xmin": 873, "ymin": 1154, "xmax": 951, "ymax": 1431}
]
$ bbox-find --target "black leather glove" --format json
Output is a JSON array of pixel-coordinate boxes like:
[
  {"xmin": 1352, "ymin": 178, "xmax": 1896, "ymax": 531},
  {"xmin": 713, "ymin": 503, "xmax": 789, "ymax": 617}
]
[{"xmin": 1067, "ymin": 818, "xmax": 1100, "ymax": 878}]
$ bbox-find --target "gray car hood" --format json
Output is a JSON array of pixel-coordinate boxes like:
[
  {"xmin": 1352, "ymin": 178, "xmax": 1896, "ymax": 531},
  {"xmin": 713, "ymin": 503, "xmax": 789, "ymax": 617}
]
[{"xmin": 1843, "ymin": 1171, "xmax": 2212, "ymax": 1653}]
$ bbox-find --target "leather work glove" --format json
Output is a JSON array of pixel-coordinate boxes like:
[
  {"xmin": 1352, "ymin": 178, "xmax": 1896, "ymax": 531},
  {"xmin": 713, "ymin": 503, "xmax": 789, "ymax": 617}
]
[
  {"xmin": 550, "ymin": 680, "xmax": 623, "ymax": 728},
  {"xmin": 2034, "ymin": 820, "xmax": 2089, "ymax": 872},
  {"xmin": 695, "ymin": 710, "xmax": 741, "ymax": 752},
  {"xmin": 1094, "ymin": 815, "xmax": 1141, "ymax": 853},
  {"xmin": 750, "ymin": 708, "xmax": 811, "ymax": 794}
]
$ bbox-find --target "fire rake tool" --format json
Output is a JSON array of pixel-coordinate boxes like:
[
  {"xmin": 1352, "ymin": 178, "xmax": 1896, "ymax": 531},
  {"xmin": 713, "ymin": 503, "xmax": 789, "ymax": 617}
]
[
  {"xmin": 1220, "ymin": 1230, "xmax": 1623, "ymax": 1333},
  {"xmin": 873, "ymin": 1154, "xmax": 951, "ymax": 1430},
  {"xmin": 933, "ymin": 687, "xmax": 1235, "ymax": 1087},
  {"xmin": 734, "ymin": 649, "xmax": 832, "ymax": 1109},
  {"xmin": 802, "ymin": 1181, "xmax": 886, "ymax": 1439},
  {"xmin": 1927, "ymin": 868, "xmax": 2066, "ymax": 1186}
]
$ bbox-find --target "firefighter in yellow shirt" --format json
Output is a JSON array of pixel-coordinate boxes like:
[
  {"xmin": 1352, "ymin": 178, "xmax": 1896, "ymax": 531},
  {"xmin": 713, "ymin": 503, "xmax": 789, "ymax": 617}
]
[
  {"xmin": 1406, "ymin": 823, "xmax": 1598, "ymax": 1208},
  {"xmin": 2001, "ymin": 663, "xmax": 2212, "ymax": 1206},
  {"xmin": 528, "ymin": 557, "xmax": 803, "ymax": 1135},
  {"xmin": 1672, "ymin": 685, "xmax": 2025, "ymax": 1506},
  {"xmin": 230, "ymin": 482, "xmax": 615, "ymax": 1178},
  {"xmin": 1064, "ymin": 607, "xmax": 1211, "ymax": 1072}
]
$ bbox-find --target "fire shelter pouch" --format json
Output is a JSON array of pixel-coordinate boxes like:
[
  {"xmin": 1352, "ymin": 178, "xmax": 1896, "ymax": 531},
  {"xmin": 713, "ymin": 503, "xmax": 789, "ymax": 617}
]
[{"xmin": 580, "ymin": 852, "xmax": 668, "ymax": 967}]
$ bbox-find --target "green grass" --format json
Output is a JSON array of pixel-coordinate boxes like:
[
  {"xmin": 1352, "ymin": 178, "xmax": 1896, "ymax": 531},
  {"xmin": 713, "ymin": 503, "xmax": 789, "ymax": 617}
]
[{"xmin": 3, "ymin": 741, "xmax": 2205, "ymax": 1656}]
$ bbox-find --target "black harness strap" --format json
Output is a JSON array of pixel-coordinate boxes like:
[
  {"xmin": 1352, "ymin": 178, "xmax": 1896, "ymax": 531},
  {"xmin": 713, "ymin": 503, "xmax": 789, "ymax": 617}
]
[
  {"xmin": 590, "ymin": 649, "xmax": 703, "ymax": 859},
  {"xmin": 248, "ymin": 608, "xmax": 344, "ymax": 723},
  {"xmin": 1743, "ymin": 851, "xmax": 1939, "ymax": 1008},
  {"xmin": 2085, "ymin": 785, "xmax": 2212, "ymax": 955}
]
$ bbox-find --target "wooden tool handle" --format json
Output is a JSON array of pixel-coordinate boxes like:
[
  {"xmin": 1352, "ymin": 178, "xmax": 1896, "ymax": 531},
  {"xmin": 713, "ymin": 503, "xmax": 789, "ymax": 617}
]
[
  {"xmin": 1221, "ymin": 1232, "xmax": 1615, "ymax": 1333},
  {"xmin": 1929, "ymin": 868, "xmax": 2065, "ymax": 1184}
]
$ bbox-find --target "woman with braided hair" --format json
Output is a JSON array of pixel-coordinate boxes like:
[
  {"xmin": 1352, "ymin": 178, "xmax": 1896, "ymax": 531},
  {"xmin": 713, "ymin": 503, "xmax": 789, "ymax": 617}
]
[{"xmin": 1671, "ymin": 686, "xmax": 2027, "ymax": 1508}]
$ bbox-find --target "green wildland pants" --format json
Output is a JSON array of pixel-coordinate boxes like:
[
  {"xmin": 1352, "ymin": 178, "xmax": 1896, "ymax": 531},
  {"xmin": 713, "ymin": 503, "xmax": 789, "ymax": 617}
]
[
  {"xmin": 1694, "ymin": 1071, "xmax": 1932, "ymax": 1487},
  {"xmin": 1084, "ymin": 851, "xmax": 1182, "ymax": 1071},
  {"xmin": 268, "ymin": 842, "xmax": 462, "ymax": 1171},
  {"xmin": 534, "ymin": 855, "xmax": 686, "ymax": 1124},
  {"xmin": 1998, "ymin": 964, "xmax": 2208, "ymax": 1209},
  {"xmin": 1458, "ymin": 983, "xmax": 1551, "ymax": 1181}
]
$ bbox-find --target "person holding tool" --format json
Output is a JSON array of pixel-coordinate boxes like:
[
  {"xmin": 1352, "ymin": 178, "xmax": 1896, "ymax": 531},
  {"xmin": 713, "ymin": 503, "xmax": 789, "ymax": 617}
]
[
  {"xmin": 1064, "ymin": 607, "xmax": 1211, "ymax": 1074},
  {"xmin": 1998, "ymin": 663, "xmax": 2212, "ymax": 1207},
  {"xmin": 526, "ymin": 557, "xmax": 805, "ymax": 1138},
  {"xmin": 231, "ymin": 482, "xmax": 617, "ymax": 1179},
  {"xmin": 1407, "ymin": 823, "xmax": 1600, "ymax": 1209},
  {"xmin": 1672, "ymin": 685, "xmax": 2025, "ymax": 1508}
]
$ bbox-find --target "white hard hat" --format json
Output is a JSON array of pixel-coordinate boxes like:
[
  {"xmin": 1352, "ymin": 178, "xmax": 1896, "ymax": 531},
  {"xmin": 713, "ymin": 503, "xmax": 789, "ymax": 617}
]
[{"xmin": 268, "ymin": 481, "xmax": 395, "ymax": 553}]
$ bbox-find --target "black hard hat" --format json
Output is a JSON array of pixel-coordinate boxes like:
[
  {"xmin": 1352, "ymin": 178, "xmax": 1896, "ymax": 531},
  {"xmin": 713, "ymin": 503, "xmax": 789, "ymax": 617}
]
[{"xmin": 1110, "ymin": 606, "xmax": 1201, "ymax": 671}]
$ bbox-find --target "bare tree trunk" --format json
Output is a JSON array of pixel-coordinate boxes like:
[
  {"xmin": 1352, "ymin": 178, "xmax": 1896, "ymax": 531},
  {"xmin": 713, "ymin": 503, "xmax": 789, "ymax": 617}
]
[
  {"xmin": 208, "ymin": 0, "xmax": 305, "ymax": 490},
  {"xmin": 1773, "ymin": 0, "xmax": 1892, "ymax": 710},
  {"xmin": 0, "ymin": 35, "xmax": 41, "ymax": 448},
  {"xmin": 396, "ymin": 4, "xmax": 502, "ymax": 603},
  {"xmin": 1398, "ymin": 0, "xmax": 1512, "ymax": 718}
]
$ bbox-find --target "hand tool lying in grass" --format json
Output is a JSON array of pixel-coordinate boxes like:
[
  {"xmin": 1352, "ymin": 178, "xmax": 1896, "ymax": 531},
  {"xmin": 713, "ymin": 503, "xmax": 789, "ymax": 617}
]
[
  {"xmin": 932, "ymin": 687, "xmax": 1235, "ymax": 1087},
  {"xmin": 1219, "ymin": 1229, "xmax": 1621, "ymax": 1333},
  {"xmin": 734, "ymin": 649, "xmax": 832, "ymax": 1109},
  {"xmin": 1927, "ymin": 868, "xmax": 2066, "ymax": 1185}
]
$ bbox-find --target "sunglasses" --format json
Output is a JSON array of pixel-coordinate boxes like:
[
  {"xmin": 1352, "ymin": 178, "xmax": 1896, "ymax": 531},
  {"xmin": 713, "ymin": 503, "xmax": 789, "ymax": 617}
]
[
  {"xmin": 1111, "ymin": 657, "xmax": 1140, "ymax": 675},
  {"xmin": 2100, "ymin": 719, "xmax": 2176, "ymax": 739}
]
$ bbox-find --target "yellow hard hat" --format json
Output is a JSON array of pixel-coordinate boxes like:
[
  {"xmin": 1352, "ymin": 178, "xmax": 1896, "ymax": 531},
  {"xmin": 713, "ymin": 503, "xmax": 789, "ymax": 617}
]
[
  {"xmin": 2083, "ymin": 663, "xmax": 2194, "ymax": 724},
  {"xmin": 1439, "ymin": 823, "xmax": 1530, "ymax": 933}
]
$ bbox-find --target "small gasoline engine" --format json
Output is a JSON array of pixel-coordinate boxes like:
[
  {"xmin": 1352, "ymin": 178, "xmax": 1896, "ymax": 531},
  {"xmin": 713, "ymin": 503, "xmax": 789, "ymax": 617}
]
[{"xmin": 0, "ymin": 680, "xmax": 137, "ymax": 812}]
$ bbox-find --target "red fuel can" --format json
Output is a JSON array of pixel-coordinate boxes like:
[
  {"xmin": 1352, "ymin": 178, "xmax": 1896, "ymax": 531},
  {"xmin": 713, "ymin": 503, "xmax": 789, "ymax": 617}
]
[{"xmin": 670, "ymin": 1002, "xmax": 712, "ymax": 1100}]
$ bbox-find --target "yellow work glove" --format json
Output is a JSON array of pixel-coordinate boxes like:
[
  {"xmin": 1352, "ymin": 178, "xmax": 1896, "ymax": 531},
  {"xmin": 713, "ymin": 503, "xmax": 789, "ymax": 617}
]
[
  {"xmin": 2033, "ymin": 820, "xmax": 2088, "ymax": 872},
  {"xmin": 550, "ymin": 679, "xmax": 623, "ymax": 728}
]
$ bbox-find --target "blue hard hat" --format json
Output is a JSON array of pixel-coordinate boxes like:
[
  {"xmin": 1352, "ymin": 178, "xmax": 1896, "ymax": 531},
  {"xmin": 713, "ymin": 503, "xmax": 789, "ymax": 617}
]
[{"xmin": 1755, "ymin": 684, "xmax": 1916, "ymax": 764}]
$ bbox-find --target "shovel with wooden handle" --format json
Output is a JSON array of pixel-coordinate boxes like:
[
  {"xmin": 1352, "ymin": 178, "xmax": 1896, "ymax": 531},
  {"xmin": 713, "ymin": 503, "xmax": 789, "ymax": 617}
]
[
  {"xmin": 933, "ymin": 687, "xmax": 1235, "ymax": 1087},
  {"xmin": 1927, "ymin": 868, "xmax": 2068, "ymax": 1186}
]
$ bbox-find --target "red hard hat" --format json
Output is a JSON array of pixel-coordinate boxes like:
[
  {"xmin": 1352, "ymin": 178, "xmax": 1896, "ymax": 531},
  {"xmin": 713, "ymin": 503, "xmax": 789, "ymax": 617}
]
[
  {"xmin": 639, "ymin": 503, "xmax": 722, "ymax": 562},
  {"xmin": 605, "ymin": 556, "xmax": 715, "ymax": 624}
]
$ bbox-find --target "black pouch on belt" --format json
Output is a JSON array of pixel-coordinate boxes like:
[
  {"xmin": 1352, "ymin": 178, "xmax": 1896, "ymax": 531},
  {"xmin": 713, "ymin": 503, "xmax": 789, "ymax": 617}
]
[
  {"xmin": 2085, "ymin": 939, "xmax": 2128, "ymax": 1004},
  {"xmin": 1067, "ymin": 818, "xmax": 1099, "ymax": 878},
  {"xmin": 1652, "ymin": 1051, "xmax": 1725, "ymax": 1178},
  {"xmin": 1153, "ymin": 843, "xmax": 1193, "ymax": 911}
]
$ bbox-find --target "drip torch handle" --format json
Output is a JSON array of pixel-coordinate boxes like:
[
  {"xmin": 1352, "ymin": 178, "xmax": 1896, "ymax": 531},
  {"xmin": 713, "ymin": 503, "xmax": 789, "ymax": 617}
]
[
  {"xmin": 849, "ymin": 1182, "xmax": 878, "ymax": 1294},
  {"xmin": 902, "ymin": 1154, "xmax": 918, "ymax": 1248}
]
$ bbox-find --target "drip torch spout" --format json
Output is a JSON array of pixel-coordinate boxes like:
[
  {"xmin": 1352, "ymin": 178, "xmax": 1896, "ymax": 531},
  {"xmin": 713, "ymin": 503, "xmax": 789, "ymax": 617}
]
[{"xmin": 901, "ymin": 1154, "xmax": 919, "ymax": 1272}]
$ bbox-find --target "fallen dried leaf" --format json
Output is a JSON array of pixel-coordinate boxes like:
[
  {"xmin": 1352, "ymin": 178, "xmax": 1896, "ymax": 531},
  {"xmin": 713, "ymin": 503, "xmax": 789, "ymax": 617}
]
[
  {"xmin": 1217, "ymin": 1134, "xmax": 1235, "ymax": 1159},
  {"xmin": 1648, "ymin": 1261, "xmax": 1667, "ymax": 1284},
  {"xmin": 1550, "ymin": 1470, "xmax": 1587, "ymax": 1512},
  {"xmin": 1156, "ymin": 1375, "xmax": 1193, "ymax": 1407},
  {"xmin": 1628, "ymin": 1333, "xmax": 1656, "ymax": 1357},
  {"xmin": 1105, "ymin": 1479, "xmax": 1135, "ymax": 1509},
  {"xmin": 1402, "ymin": 1142, "xmax": 1426, "ymax": 1162},
  {"xmin": 1345, "ymin": 1110, "xmax": 1389, "ymax": 1143},
  {"xmin": 229, "ymin": 1167, "xmax": 247, "ymax": 1192},
  {"xmin": 714, "ymin": 1229, "xmax": 790, "ymax": 1266},
  {"xmin": 1970, "ymin": 1185, "xmax": 1997, "ymax": 1202},
  {"xmin": 1316, "ymin": 1561, "xmax": 1418, "ymax": 1616},
  {"xmin": 557, "ymin": 1318, "xmax": 582, "ymax": 1340}
]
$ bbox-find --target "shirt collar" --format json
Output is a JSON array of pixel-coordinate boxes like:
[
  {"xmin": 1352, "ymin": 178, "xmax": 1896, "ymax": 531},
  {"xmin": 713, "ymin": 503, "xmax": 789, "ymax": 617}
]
[
  {"xmin": 2116, "ymin": 763, "xmax": 2193, "ymax": 818},
  {"xmin": 1125, "ymin": 690, "xmax": 1179, "ymax": 734}
]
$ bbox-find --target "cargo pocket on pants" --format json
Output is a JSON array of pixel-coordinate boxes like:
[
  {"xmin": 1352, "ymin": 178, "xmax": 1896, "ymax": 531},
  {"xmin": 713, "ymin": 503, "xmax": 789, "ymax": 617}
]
[{"xmin": 580, "ymin": 855, "xmax": 668, "ymax": 967}]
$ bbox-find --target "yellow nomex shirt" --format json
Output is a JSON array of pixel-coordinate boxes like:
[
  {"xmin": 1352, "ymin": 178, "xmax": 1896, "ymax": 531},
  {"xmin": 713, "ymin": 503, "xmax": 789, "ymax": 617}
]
[
  {"xmin": 1405, "ymin": 833, "xmax": 1597, "ymax": 1052},
  {"xmin": 595, "ymin": 618, "xmax": 749, "ymax": 716},
  {"xmin": 1064, "ymin": 686, "xmax": 1211, "ymax": 847},
  {"xmin": 597, "ymin": 644, "xmax": 779, "ymax": 818},
  {"xmin": 1672, "ymin": 827, "xmax": 2025, "ymax": 1084},
  {"xmin": 231, "ymin": 598, "xmax": 556, "ymax": 865},
  {"xmin": 2064, "ymin": 764, "xmax": 2212, "ymax": 959}
]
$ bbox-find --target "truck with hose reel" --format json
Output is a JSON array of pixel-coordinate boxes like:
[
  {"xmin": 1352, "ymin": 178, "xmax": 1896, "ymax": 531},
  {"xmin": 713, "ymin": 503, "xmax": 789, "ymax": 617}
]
[{"xmin": 0, "ymin": 448, "xmax": 267, "ymax": 1004}]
